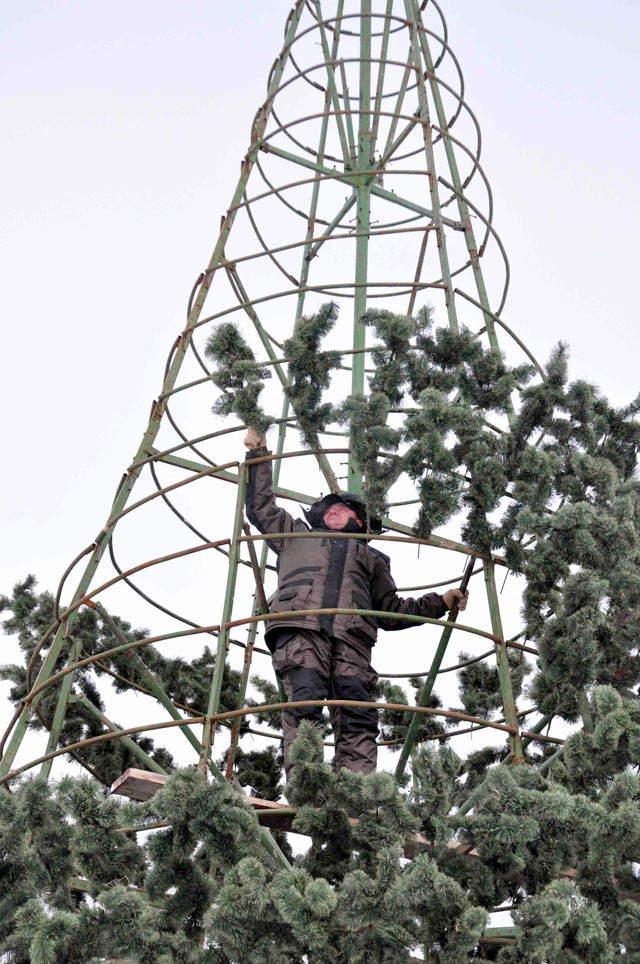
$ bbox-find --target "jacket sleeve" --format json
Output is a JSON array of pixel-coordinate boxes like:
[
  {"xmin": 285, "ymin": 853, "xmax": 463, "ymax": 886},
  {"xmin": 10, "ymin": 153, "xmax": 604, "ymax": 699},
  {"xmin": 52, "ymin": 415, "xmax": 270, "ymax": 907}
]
[
  {"xmin": 371, "ymin": 555, "xmax": 448, "ymax": 631},
  {"xmin": 244, "ymin": 447, "xmax": 296, "ymax": 554}
]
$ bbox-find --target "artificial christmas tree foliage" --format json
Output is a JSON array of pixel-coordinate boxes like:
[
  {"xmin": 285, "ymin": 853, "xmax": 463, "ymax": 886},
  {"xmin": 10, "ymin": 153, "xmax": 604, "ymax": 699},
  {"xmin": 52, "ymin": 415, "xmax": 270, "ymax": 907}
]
[
  {"xmin": 3, "ymin": 531, "xmax": 640, "ymax": 962},
  {"xmin": 2, "ymin": 313, "xmax": 640, "ymax": 959},
  {"xmin": 2, "ymin": 0, "xmax": 640, "ymax": 959}
]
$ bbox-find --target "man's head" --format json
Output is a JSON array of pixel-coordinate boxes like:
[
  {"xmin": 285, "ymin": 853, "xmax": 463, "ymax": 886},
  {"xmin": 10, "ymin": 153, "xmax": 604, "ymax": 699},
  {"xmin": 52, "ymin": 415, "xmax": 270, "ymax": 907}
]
[
  {"xmin": 303, "ymin": 492, "xmax": 381, "ymax": 532},
  {"xmin": 322, "ymin": 500, "xmax": 363, "ymax": 531}
]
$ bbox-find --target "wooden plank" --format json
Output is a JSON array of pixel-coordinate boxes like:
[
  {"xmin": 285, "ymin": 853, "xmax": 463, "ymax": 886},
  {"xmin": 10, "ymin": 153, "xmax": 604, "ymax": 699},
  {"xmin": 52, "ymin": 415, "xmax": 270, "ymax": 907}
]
[
  {"xmin": 106, "ymin": 769, "xmax": 638, "ymax": 905},
  {"xmin": 111, "ymin": 767, "xmax": 167, "ymax": 801},
  {"xmin": 110, "ymin": 769, "xmax": 475, "ymax": 858}
]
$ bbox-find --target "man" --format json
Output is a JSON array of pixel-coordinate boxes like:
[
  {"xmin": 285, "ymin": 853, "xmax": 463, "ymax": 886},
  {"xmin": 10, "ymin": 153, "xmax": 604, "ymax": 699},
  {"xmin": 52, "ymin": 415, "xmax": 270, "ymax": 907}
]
[{"xmin": 244, "ymin": 427, "xmax": 468, "ymax": 775}]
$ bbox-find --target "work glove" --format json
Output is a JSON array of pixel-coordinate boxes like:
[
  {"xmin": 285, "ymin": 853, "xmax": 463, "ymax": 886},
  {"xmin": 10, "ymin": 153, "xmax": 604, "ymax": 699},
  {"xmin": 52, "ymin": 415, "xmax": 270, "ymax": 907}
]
[
  {"xmin": 443, "ymin": 588, "xmax": 469, "ymax": 612},
  {"xmin": 244, "ymin": 426, "xmax": 266, "ymax": 449}
]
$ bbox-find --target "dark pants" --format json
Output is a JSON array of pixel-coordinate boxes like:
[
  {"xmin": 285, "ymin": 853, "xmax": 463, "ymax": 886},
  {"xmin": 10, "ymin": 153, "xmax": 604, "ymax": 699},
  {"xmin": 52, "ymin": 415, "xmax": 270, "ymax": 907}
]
[{"xmin": 272, "ymin": 629, "xmax": 379, "ymax": 775}]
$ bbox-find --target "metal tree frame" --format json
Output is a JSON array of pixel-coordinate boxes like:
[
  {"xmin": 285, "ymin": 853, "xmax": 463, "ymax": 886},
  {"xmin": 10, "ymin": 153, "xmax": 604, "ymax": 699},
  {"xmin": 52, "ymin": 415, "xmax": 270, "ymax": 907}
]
[{"xmin": 1, "ymin": 0, "xmax": 560, "ymax": 873}]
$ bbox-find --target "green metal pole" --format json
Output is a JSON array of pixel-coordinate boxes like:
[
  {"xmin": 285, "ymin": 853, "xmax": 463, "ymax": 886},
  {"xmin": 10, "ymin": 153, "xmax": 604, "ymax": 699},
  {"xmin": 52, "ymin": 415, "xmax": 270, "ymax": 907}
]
[
  {"xmin": 93, "ymin": 600, "xmax": 206, "ymax": 761},
  {"xmin": 395, "ymin": 556, "xmax": 475, "ymax": 782},
  {"xmin": 380, "ymin": 61, "xmax": 412, "ymax": 163},
  {"xmin": 124, "ymin": 654, "xmax": 203, "ymax": 757},
  {"xmin": 227, "ymin": 268, "xmax": 339, "ymax": 494},
  {"xmin": 296, "ymin": 0, "xmax": 345, "ymax": 328},
  {"xmin": 403, "ymin": 0, "xmax": 459, "ymax": 334},
  {"xmin": 483, "ymin": 560, "xmax": 524, "ymax": 765},
  {"xmin": 457, "ymin": 715, "xmax": 552, "ymax": 816},
  {"xmin": 225, "ymin": 524, "xmax": 275, "ymax": 779},
  {"xmin": 410, "ymin": 0, "xmax": 499, "ymax": 350},
  {"xmin": 313, "ymin": 0, "xmax": 352, "ymax": 167},
  {"xmin": 338, "ymin": 59, "xmax": 358, "ymax": 166},
  {"xmin": 537, "ymin": 745, "xmax": 564, "ymax": 774},
  {"xmin": 39, "ymin": 628, "xmax": 83, "ymax": 778},
  {"xmin": 264, "ymin": 396, "xmax": 291, "ymax": 708},
  {"xmin": 305, "ymin": 193, "xmax": 357, "ymax": 264},
  {"xmin": 67, "ymin": 694, "xmax": 167, "ymax": 775},
  {"xmin": 348, "ymin": 0, "xmax": 372, "ymax": 494},
  {"xmin": 370, "ymin": 0, "xmax": 394, "ymax": 150},
  {"xmin": 225, "ymin": 603, "xmax": 261, "ymax": 780},
  {"xmin": 198, "ymin": 465, "xmax": 248, "ymax": 774}
]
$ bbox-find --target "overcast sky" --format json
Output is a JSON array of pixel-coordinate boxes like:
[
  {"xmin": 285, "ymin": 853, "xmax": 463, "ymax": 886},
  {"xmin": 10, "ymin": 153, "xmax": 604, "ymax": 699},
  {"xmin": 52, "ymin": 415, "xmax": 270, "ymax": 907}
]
[
  {"xmin": 2, "ymin": 2, "xmax": 639, "ymax": 791},
  {"xmin": 3, "ymin": 0, "xmax": 639, "ymax": 597}
]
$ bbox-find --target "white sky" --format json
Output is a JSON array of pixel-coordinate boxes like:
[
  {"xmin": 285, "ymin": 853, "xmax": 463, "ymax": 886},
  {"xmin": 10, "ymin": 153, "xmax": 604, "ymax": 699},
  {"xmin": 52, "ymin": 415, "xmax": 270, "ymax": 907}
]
[{"xmin": 2, "ymin": 0, "xmax": 639, "ymax": 805}]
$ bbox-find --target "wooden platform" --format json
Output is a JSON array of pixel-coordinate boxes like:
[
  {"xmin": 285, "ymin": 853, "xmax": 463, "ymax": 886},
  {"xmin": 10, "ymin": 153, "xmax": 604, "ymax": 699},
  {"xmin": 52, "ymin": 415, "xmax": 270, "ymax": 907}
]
[
  {"xmin": 112, "ymin": 775, "xmax": 632, "ymax": 900},
  {"xmin": 111, "ymin": 768, "xmax": 303, "ymax": 830},
  {"xmin": 104, "ymin": 770, "xmax": 526, "ymax": 950},
  {"xmin": 110, "ymin": 768, "xmax": 476, "ymax": 859},
  {"xmin": 111, "ymin": 768, "xmax": 167, "ymax": 801}
]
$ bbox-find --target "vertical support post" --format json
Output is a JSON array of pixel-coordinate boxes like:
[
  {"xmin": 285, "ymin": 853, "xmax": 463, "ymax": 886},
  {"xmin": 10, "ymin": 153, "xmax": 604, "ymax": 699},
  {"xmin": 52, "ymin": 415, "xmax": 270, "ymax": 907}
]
[
  {"xmin": 579, "ymin": 693, "xmax": 595, "ymax": 734},
  {"xmin": 358, "ymin": 0, "xmax": 372, "ymax": 168},
  {"xmin": 190, "ymin": 468, "xmax": 291, "ymax": 870},
  {"xmin": 225, "ymin": 386, "xmax": 292, "ymax": 784},
  {"xmin": 483, "ymin": 560, "xmax": 524, "ymax": 765},
  {"xmin": 92, "ymin": 598, "xmax": 221, "ymax": 764},
  {"xmin": 198, "ymin": 465, "xmax": 248, "ymax": 775},
  {"xmin": 351, "ymin": 181, "xmax": 370, "ymax": 411},
  {"xmin": 313, "ymin": 0, "xmax": 352, "ymax": 168},
  {"xmin": 395, "ymin": 556, "xmax": 475, "ymax": 782},
  {"xmin": 348, "ymin": 0, "xmax": 372, "ymax": 495},
  {"xmin": 403, "ymin": 0, "xmax": 458, "ymax": 334},
  {"xmin": 124, "ymin": 651, "xmax": 205, "ymax": 759},
  {"xmin": 40, "ymin": 624, "xmax": 81, "ymax": 778},
  {"xmin": 67, "ymin": 693, "xmax": 167, "ymax": 775},
  {"xmin": 227, "ymin": 267, "xmax": 339, "ymax": 493},
  {"xmin": 410, "ymin": 0, "xmax": 499, "ymax": 349},
  {"xmin": 225, "ymin": 524, "xmax": 272, "ymax": 779},
  {"xmin": 458, "ymin": 715, "xmax": 555, "ymax": 815},
  {"xmin": 297, "ymin": 0, "xmax": 345, "ymax": 328},
  {"xmin": 370, "ymin": 0, "xmax": 394, "ymax": 150},
  {"xmin": 407, "ymin": 226, "xmax": 432, "ymax": 315}
]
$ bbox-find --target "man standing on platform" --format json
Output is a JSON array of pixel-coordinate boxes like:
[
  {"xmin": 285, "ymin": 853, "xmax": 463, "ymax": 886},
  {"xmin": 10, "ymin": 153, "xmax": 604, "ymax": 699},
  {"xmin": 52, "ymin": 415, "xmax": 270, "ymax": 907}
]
[{"xmin": 243, "ymin": 428, "xmax": 468, "ymax": 775}]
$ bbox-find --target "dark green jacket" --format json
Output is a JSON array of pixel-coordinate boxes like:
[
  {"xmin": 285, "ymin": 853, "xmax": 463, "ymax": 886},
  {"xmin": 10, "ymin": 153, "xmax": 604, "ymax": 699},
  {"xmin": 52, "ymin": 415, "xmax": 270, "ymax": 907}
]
[{"xmin": 245, "ymin": 447, "xmax": 448, "ymax": 649}]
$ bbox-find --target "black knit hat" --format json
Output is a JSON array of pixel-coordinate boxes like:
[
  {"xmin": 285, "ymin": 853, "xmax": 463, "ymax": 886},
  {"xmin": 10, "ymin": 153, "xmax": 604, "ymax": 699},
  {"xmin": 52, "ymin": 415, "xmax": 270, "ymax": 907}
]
[{"xmin": 303, "ymin": 493, "xmax": 382, "ymax": 532}]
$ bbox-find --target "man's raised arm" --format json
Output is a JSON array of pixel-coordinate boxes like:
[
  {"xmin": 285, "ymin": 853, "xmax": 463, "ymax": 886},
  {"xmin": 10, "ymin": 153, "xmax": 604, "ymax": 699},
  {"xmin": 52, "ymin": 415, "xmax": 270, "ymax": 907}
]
[{"xmin": 243, "ymin": 428, "xmax": 296, "ymax": 554}]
